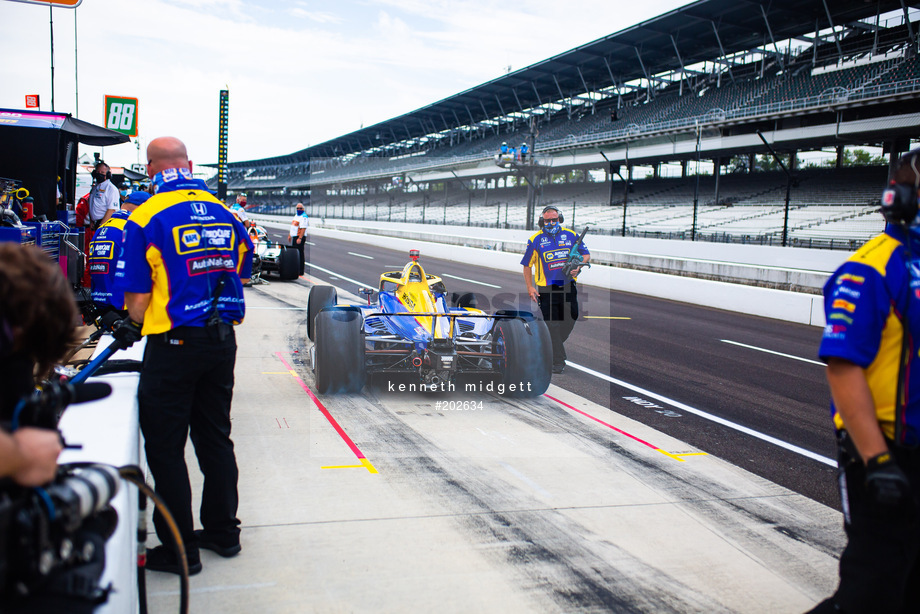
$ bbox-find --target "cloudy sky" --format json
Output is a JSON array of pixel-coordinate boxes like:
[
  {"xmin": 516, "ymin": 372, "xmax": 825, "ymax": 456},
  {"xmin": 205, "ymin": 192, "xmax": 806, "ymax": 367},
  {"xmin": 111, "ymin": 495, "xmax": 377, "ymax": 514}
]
[{"xmin": 1, "ymin": 0, "xmax": 693, "ymax": 169}]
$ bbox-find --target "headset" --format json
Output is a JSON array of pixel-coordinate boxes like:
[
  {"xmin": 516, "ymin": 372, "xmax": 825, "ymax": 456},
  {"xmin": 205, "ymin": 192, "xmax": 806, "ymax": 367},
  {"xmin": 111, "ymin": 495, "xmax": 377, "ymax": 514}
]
[
  {"xmin": 880, "ymin": 149, "xmax": 920, "ymax": 225},
  {"xmin": 538, "ymin": 205, "xmax": 564, "ymax": 228}
]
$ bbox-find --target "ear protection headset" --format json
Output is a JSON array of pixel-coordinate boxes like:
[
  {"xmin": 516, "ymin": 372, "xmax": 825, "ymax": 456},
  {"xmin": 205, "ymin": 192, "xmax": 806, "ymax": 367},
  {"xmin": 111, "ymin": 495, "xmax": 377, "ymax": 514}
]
[
  {"xmin": 538, "ymin": 205, "xmax": 564, "ymax": 228},
  {"xmin": 881, "ymin": 150, "xmax": 920, "ymax": 225}
]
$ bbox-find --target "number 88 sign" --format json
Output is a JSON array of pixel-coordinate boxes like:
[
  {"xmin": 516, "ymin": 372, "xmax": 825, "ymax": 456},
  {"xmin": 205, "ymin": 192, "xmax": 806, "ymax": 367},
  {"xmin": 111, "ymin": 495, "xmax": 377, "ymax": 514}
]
[{"xmin": 104, "ymin": 95, "xmax": 139, "ymax": 137}]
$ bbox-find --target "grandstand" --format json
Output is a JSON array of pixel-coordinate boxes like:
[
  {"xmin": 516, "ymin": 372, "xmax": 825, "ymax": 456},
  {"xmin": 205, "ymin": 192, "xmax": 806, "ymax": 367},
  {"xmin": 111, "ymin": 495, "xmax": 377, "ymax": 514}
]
[{"xmin": 208, "ymin": 0, "xmax": 920, "ymax": 251}]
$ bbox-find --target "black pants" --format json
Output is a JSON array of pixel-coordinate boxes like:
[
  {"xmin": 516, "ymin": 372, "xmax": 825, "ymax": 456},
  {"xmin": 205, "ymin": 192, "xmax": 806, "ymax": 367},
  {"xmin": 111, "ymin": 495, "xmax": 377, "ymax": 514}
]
[
  {"xmin": 291, "ymin": 236, "xmax": 307, "ymax": 275},
  {"xmin": 138, "ymin": 327, "xmax": 240, "ymax": 552},
  {"xmin": 808, "ymin": 432, "xmax": 920, "ymax": 613},
  {"xmin": 537, "ymin": 282, "xmax": 579, "ymax": 365}
]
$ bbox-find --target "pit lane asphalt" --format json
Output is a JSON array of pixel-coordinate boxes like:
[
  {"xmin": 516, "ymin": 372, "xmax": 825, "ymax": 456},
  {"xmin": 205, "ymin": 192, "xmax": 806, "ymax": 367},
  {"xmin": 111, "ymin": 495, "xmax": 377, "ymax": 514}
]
[
  {"xmin": 263, "ymin": 227, "xmax": 838, "ymax": 510},
  {"xmin": 145, "ymin": 271, "xmax": 843, "ymax": 613}
]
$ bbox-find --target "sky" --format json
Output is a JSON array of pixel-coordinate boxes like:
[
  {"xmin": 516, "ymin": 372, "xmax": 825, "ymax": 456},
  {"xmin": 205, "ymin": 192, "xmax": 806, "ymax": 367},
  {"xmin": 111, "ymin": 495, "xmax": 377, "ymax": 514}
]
[{"xmin": 1, "ymin": 0, "xmax": 695, "ymax": 171}]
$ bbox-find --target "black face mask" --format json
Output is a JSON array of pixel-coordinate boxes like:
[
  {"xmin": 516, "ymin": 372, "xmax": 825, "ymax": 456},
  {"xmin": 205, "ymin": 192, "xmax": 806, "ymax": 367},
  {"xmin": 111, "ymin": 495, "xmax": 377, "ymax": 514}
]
[{"xmin": 92, "ymin": 170, "xmax": 107, "ymax": 182}]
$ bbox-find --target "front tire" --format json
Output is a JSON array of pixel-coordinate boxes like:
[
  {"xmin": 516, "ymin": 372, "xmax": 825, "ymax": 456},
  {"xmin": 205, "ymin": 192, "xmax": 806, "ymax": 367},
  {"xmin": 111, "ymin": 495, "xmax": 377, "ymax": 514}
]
[
  {"xmin": 314, "ymin": 309, "xmax": 366, "ymax": 394},
  {"xmin": 492, "ymin": 317, "xmax": 551, "ymax": 397}
]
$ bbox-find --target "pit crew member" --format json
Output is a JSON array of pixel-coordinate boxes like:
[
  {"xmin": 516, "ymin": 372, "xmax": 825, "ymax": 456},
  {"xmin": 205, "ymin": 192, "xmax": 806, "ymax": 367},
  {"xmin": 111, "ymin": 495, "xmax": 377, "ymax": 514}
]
[
  {"xmin": 87, "ymin": 190, "xmax": 149, "ymax": 318},
  {"xmin": 808, "ymin": 149, "xmax": 920, "ymax": 613},
  {"xmin": 118, "ymin": 136, "xmax": 253, "ymax": 575},
  {"xmin": 521, "ymin": 205, "xmax": 589, "ymax": 374}
]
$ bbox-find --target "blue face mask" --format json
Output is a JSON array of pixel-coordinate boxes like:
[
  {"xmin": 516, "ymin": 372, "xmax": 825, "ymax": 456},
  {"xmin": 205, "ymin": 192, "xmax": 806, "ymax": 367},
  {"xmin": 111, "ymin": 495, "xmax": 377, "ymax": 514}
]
[{"xmin": 543, "ymin": 218, "xmax": 560, "ymax": 235}]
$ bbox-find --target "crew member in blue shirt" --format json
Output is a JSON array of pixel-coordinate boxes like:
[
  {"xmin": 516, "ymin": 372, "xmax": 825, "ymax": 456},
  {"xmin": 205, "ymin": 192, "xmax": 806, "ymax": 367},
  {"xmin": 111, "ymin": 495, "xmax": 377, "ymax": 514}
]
[
  {"xmin": 114, "ymin": 136, "xmax": 253, "ymax": 575},
  {"xmin": 521, "ymin": 205, "xmax": 590, "ymax": 374},
  {"xmin": 87, "ymin": 190, "xmax": 150, "ymax": 317},
  {"xmin": 809, "ymin": 150, "xmax": 920, "ymax": 613}
]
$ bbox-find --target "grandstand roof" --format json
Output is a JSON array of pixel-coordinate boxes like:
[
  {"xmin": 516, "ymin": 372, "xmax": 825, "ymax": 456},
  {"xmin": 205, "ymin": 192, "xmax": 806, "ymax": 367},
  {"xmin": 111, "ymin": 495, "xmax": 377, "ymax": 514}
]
[{"xmin": 226, "ymin": 0, "xmax": 910, "ymax": 169}]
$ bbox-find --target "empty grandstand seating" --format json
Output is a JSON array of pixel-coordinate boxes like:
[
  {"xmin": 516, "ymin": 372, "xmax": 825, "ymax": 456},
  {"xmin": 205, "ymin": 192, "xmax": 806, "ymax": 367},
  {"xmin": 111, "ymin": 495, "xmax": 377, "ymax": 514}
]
[
  {"xmin": 292, "ymin": 166, "xmax": 888, "ymax": 250},
  {"xmin": 219, "ymin": 21, "xmax": 918, "ymax": 253}
]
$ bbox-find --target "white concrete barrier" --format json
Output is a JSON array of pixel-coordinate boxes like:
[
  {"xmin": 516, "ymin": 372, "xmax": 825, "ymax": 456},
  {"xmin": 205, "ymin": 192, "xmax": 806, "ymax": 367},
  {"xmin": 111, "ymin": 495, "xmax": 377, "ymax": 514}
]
[{"xmin": 254, "ymin": 216, "xmax": 832, "ymax": 327}]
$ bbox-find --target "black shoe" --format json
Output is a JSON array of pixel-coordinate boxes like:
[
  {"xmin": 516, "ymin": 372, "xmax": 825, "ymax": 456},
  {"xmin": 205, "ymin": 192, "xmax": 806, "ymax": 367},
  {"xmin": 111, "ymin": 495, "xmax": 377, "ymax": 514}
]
[
  {"xmin": 145, "ymin": 545, "xmax": 202, "ymax": 575},
  {"xmin": 553, "ymin": 362, "xmax": 566, "ymax": 374},
  {"xmin": 194, "ymin": 529, "xmax": 241, "ymax": 558}
]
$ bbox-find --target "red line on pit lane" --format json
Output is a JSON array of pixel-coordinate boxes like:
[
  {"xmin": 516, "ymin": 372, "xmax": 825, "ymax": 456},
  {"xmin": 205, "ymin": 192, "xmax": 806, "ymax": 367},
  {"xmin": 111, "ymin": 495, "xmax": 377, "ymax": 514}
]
[
  {"xmin": 545, "ymin": 393, "xmax": 659, "ymax": 452},
  {"xmin": 275, "ymin": 352, "xmax": 367, "ymax": 462}
]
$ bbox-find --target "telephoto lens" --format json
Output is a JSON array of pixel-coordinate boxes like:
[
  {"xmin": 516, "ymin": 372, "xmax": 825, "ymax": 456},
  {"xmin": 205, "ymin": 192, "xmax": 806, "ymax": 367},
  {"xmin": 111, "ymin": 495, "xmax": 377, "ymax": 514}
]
[{"xmin": 44, "ymin": 465, "xmax": 120, "ymax": 533}]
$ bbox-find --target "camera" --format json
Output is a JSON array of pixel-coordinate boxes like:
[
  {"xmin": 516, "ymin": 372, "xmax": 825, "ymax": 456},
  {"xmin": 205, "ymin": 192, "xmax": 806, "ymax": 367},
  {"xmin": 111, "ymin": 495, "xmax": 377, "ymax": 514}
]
[
  {"xmin": 1, "ymin": 380, "xmax": 118, "ymax": 610},
  {"xmin": 0, "ymin": 464, "xmax": 120, "ymax": 602}
]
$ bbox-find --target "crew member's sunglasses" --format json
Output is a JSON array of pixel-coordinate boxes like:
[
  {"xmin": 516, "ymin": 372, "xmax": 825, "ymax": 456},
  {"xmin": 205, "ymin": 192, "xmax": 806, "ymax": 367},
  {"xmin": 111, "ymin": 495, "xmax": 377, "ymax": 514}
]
[{"xmin": 543, "ymin": 217, "xmax": 559, "ymax": 225}]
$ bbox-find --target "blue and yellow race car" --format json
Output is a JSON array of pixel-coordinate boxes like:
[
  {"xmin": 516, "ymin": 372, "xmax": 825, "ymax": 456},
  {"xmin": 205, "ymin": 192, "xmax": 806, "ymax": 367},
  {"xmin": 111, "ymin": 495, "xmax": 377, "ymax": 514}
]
[{"xmin": 307, "ymin": 250, "xmax": 551, "ymax": 397}]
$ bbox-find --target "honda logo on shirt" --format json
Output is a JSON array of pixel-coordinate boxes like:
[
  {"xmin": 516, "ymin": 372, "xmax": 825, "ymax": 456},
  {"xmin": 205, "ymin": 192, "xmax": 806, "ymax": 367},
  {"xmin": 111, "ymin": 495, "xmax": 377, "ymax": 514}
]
[{"xmin": 191, "ymin": 203, "xmax": 208, "ymax": 216}]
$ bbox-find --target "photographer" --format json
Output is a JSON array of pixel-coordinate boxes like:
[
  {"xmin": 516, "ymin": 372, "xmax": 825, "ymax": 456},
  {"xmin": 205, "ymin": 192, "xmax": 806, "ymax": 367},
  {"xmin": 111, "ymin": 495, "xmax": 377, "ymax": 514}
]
[
  {"xmin": 0, "ymin": 243, "xmax": 74, "ymax": 485},
  {"xmin": 0, "ymin": 428, "xmax": 62, "ymax": 487},
  {"xmin": 808, "ymin": 150, "xmax": 920, "ymax": 613},
  {"xmin": 0, "ymin": 242, "xmax": 78, "ymax": 416},
  {"xmin": 0, "ymin": 243, "xmax": 101, "ymax": 610}
]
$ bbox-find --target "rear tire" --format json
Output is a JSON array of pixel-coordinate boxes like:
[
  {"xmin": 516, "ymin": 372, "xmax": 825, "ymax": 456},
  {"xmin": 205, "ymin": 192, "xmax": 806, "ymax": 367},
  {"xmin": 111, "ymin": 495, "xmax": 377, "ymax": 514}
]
[
  {"xmin": 492, "ymin": 317, "xmax": 551, "ymax": 397},
  {"xmin": 307, "ymin": 286, "xmax": 337, "ymax": 342},
  {"xmin": 314, "ymin": 309, "xmax": 366, "ymax": 394},
  {"xmin": 278, "ymin": 246, "xmax": 300, "ymax": 280}
]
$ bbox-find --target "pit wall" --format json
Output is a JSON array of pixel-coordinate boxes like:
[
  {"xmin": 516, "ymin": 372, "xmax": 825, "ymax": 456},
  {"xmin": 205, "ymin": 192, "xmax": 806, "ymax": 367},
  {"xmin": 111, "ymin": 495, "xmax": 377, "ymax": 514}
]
[{"xmin": 254, "ymin": 216, "xmax": 851, "ymax": 328}]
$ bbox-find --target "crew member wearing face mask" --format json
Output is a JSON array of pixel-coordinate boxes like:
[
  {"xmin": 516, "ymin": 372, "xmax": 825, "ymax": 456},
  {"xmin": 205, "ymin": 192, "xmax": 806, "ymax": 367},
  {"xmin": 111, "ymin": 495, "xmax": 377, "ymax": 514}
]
[
  {"xmin": 521, "ymin": 205, "xmax": 590, "ymax": 374},
  {"xmin": 289, "ymin": 202, "xmax": 309, "ymax": 276},
  {"xmin": 808, "ymin": 149, "xmax": 920, "ymax": 613},
  {"xmin": 87, "ymin": 162, "xmax": 119, "ymax": 229}
]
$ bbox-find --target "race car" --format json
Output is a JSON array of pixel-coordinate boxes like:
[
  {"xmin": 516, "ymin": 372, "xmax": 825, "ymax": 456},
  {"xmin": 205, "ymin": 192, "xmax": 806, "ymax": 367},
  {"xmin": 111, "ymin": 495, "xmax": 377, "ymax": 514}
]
[
  {"xmin": 306, "ymin": 250, "xmax": 552, "ymax": 397},
  {"xmin": 248, "ymin": 224, "xmax": 300, "ymax": 281}
]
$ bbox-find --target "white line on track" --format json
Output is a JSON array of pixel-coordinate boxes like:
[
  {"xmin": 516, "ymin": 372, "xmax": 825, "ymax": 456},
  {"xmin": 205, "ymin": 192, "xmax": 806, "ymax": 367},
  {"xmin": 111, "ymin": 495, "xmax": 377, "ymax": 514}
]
[
  {"xmin": 306, "ymin": 263, "xmax": 374, "ymax": 289},
  {"xmin": 440, "ymin": 273, "xmax": 501, "ymax": 288},
  {"xmin": 721, "ymin": 339, "xmax": 825, "ymax": 366},
  {"xmin": 305, "ymin": 241, "xmax": 315, "ymax": 246},
  {"xmin": 348, "ymin": 252, "xmax": 374, "ymax": 259},
  {"xmin": 565, "ymin": 361, "xmax": 836, "ymax": 467}
]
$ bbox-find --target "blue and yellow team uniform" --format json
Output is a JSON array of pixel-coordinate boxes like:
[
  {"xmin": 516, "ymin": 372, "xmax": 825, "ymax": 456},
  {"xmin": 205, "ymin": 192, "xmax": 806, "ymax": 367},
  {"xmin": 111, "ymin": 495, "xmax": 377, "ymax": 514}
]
[
  {"xmin": 520, "ymin": 227, "xmax": 589, "ymax": 285},
  {"xmin": 118, "ymin": 169, "xmax": 253, "ymax": 335},
  {"xmin": 88, "ymin": 209, "xmax": 131, "ymax": 311},
  {"xmin": 819, "ymin": 224, "xmax": 920, "ymax": 445}
]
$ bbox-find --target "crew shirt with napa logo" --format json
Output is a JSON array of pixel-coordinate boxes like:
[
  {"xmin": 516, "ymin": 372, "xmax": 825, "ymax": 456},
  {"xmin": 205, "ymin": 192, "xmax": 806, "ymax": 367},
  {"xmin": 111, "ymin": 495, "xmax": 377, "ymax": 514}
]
[
  {"xmin": 88, "ymin": 209, "xmax": 131, "ymax": 310},
  {"xmin": 520, "ymin": 227, "xmax": 589, "ymax": 286},
  {"xmin": 819, "ymin": 224, "xmax": 920, "ymax": 445},
  {"xmin": 117, "ymin": 168, "xmax": 253, "ymax": 335}
]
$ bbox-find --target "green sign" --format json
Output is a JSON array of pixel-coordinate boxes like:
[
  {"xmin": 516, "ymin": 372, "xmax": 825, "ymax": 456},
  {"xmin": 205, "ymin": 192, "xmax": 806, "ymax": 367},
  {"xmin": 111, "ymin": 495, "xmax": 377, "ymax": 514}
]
[{"xmin": 104, "ymin": 95, "xmax": 138, "ymax": 137}]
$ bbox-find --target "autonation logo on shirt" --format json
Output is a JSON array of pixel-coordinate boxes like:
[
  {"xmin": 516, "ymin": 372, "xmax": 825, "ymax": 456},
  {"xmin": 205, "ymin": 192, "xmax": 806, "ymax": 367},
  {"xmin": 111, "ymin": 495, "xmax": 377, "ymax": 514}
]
[{"xmin": 187, "ymin": 255, "xmax": 236, "ymax": 276}]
